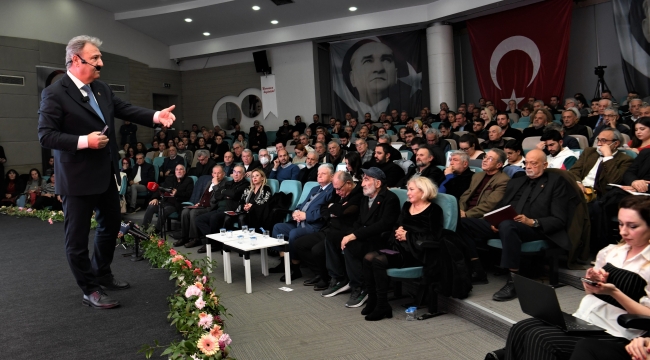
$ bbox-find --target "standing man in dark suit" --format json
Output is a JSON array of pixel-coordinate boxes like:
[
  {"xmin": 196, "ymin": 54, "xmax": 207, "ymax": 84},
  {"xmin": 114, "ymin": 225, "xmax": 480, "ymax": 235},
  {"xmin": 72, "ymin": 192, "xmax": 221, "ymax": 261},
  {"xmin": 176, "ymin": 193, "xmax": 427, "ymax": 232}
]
[
  {"xmin": 458, "ymin": 149, "xmax": 572, "ymax": 301},
  {"xmin": 38, "ymin": 35, "xmax": 177, "ymax": 309}
]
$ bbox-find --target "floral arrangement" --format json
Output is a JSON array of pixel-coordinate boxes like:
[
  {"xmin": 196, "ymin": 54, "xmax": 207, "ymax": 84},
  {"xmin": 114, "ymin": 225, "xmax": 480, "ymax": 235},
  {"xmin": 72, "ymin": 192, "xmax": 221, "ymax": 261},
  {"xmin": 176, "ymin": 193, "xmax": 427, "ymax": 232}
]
[
  {"xmin": 132, "ymin": 234, "xmax": 234, "ymax": 360},
  {"xmin": 0, "ymin": 205, "xmax": 99, "ymax": 227}
]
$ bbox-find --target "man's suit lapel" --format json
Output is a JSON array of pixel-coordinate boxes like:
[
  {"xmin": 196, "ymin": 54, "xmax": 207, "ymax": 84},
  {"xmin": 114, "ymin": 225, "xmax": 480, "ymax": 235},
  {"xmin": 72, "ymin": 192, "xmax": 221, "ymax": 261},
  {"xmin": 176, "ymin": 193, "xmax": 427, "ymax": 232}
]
[
  {"xmin": 363, "ymin": 188, "xmax": 385, "ymax": 220},
  {"xmin": 61, "ymin": 75, "xmax": 105, "ymax": 127},
  {"xmin": 528, "ymin": 174, "xmax": 548, "ymax": 204}
]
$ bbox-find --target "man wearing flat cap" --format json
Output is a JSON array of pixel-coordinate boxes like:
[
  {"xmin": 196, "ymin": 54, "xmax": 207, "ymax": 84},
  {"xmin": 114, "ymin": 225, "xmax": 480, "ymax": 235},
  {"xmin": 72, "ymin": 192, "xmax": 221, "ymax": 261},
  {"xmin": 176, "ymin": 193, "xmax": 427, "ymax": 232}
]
[{"xmin": 321, "ymin": 167, "xmax": 401, "ymax": 309}]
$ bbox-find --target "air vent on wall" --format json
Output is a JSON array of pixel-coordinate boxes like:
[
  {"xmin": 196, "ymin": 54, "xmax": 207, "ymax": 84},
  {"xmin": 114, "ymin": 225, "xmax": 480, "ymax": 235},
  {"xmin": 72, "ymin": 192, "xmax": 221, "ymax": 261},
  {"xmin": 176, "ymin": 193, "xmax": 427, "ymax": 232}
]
[
  {"xmin": 109, "ymin": 84, "xmax": 126, "ymax": 93},
  {"xmin": 0, "ymin": 75, "xmax": 25, "ymax": 86},
  {"xmin": 270, "ymin": 0, "xmax": 293, "ymax": 5}
]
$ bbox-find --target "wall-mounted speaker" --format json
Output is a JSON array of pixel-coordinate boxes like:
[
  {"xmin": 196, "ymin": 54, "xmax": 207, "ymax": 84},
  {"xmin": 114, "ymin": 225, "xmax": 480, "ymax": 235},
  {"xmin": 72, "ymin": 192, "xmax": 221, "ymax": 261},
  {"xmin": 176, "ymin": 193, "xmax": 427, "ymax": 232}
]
[{"xmin": 252, "ymin": 50, "xmax": 271, "ymax": 74}]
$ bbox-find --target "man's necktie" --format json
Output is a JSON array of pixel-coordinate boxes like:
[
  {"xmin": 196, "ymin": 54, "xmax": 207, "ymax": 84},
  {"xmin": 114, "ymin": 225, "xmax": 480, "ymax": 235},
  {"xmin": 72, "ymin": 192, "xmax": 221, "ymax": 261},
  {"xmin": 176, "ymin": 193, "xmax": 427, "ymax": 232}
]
[
  {"xmin": 82, "ymin": 85, "xmax": 105, "ymax": 123},
  {"xmin": 595, "ymin": 115, "xmax": 603, "ymax": 128},
  {"xmin": 300, "ymin": 187, "xmax": 323, "ymax": 227}
]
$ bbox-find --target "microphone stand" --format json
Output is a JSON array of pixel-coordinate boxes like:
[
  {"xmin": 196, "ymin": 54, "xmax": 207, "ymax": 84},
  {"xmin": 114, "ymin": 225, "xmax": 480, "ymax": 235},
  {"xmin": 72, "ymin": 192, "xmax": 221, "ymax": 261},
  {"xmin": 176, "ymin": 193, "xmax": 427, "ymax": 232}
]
[
  {"xmin": 158, "ymin": 190, "xmax": 171, "ymax": 242},
  {"xmin": 122, "ymin": 221, "xmax": 148, "ymax": 261}
]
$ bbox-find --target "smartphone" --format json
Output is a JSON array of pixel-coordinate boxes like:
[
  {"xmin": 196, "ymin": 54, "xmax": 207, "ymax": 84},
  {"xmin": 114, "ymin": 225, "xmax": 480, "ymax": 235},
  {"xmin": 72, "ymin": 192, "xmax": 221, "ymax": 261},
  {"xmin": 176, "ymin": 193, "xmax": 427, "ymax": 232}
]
[
  {"xmin": 100, "ymin": 125, "xmax": 109, "ymax": 135},
  {"xmin": 379, "ymin": 249, "xmax": 399, "ymax": 255},
  {"xmin": 580, "ymin": 277, "xmax": 600, "ymax": 286}
]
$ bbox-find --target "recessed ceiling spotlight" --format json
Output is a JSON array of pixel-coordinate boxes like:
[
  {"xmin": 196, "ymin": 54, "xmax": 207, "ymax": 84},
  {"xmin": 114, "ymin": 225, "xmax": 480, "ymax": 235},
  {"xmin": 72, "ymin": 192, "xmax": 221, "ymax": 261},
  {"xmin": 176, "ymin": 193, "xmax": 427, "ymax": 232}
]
[
  {"xmin": 252, "ymin": 5, "xmax": 260, "ymax": 10},
  {"xmin": 270, "ymin": 20, "xmax": 279, "ymax": 24},
  {"xmin": 203, "ymin": 32, "xmax": 210, "ymax": 36},
  {"xmin": 185, "ymin": 18, "xmax": 192, "ymax": 22},
  {"xmin": 349, "ymin": 6, "xmax": 357, "ymax": 11}
]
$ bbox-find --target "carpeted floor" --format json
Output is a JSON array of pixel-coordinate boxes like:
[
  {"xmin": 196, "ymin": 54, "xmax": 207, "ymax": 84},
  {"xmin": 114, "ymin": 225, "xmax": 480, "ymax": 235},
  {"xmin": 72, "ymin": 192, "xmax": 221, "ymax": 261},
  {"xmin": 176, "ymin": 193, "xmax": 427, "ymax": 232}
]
[{"xmin": 0, "ymin": 215, "xmax": 178, "ymax": 360}]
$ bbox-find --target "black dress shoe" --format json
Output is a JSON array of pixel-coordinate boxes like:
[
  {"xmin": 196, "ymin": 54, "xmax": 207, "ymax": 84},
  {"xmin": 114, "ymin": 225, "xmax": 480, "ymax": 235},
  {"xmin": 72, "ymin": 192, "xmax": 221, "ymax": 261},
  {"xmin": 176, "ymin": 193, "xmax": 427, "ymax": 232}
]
[
  {"xmin": 184, "ymin": 239, "xmax": 202, "ymax": 248},
  {"xmin": 268, "ymin": 260, "xmax": 285, "ymax": 273},
  {"xmin": 485, "ymin": 348, "xmax": 505, "ymax": 360},
  {"xmin": 303, "ymin": 275, "xmax": 321, "ymax": 286},
  {"xmin": 492, "ymin": 280, "xmax": 517, "ymax": 301},
  {"xmin": 364, "ymin": 304, "xmax": 392, "ymax": 321},
  {"xmin": 313, "ymin": 279, "xmax": 330, "ymax": 291},
  {"xmin": 173, "ymin": 238, "xmax": 188, "ymax": 247},
  {"xmin": 472, "ymin": 270, "xmax": 489, "ymax": 285},
  {"xmin": 97, "ymin": 275, "xmax": 130, "ymax": 290},
  {"xmin": 197, "ymin": 245, "xmax": 207, "ymax": 253},
  {"xmin": 280, "ymin": 268, "xmax": 302, "ymax": 282},
  {"xmin": 82, "ymin": 291, "xmax": 120, "ymax": 309}
]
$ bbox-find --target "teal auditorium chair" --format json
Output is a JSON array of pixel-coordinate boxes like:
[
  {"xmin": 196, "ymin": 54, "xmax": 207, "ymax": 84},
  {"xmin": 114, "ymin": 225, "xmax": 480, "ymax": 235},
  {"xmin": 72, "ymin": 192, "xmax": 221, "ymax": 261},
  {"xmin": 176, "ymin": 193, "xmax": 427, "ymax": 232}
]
[
  {"xmin": 511, "ymin": 122, "xmax": 530, "ymax": 129},
  {"xmin": 296, "ymin": 181, "xmax": 319, "ymax": 206},
  {"xmin": 386, "ymin": 192, "xmax": 459, "ymax": 308},
  {"xmin": 469, "ymin": 166, "xmax": 483, "ymax": 173},
  {"xmin": 266, "ymin": 131, "xmax": 277, "ymax": 144},
  {"xmin": 273, "ymin": 180, "xmax": 303, "ymax": 222},
  {"xmin": 267, "ymin": 179, "xmax": 279, "ymax": 195}
]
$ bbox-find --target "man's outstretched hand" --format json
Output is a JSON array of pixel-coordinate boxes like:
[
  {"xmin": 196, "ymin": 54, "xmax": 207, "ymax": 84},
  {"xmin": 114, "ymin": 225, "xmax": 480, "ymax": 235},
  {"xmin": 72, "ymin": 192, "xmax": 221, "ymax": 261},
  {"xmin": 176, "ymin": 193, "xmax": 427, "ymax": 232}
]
[{"xmin": 159, "ymin": 105, "xmax": 176, "ymax": 127}]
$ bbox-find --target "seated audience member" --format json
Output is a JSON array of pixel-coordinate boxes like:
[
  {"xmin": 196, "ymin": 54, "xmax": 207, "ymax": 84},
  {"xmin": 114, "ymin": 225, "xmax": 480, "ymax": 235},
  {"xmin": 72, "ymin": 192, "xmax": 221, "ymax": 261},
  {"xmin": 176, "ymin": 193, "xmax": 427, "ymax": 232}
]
[
  {"xmin": 233, "ymin": 168, "xmax": 272, "ymax": 231},
  {"xmin": 270, "ymin": 149, "xmax": 299, "ymax": 183},
  {"xmin": 44, "ymin": 156, "xmax": 55, "ymax": 176},
  {"xmin": 324, "ymin": 141, "xmax": 346, "ymax": 166},
  {"xmin": 382, "ymin": 120, "xmax": 398, "ymax": 134},
  {"xmin": 591, "ymin": 107, "xmax": 631, "ymax": 144},
  {"xmin": 222, "ymin": 152, "xmax": 235, "ymax": 176},
  {"xmin": 344, "ymin": 151, "xmax": 364, "ymax": 183},
  {"xmin": 153, "ymin": 142, "xmax": 169, "ymax": 158},
  {"xmin": 539, "ymin": 130, "xmax": 578, "ymax": 170},
  {"xmin": 459, "ymin": 133, "xmax": 486, "ymax": 160},
  {"xmin": 292, "ymin": 144, "xmax": 307, "ymax": 164},
  {"xmin": 322, "ymin": 167, "xmax": 400, "ymax": 308},
  {"xmin": 355, "ymin": 139, "xmax": 374, "ymax": 166},
  {"xmin": 396, "ymin": 146, "xmax": 445, "ymax": 188},
  {"xmin": 338, "ymin": 132, "xmax": 351, "ymax": 151},
  {"xmin": 523, "ymin": 108, "xmax": 553, "ymax": 138},
  {"xmin": 147, "ymin": 140, "xmax": 159, "ymax": 153},
  {"xmin": 270, "ymin": 164, "xmax": 335, "ymax": 280},
  {"xmin": 23, "ymin": 168, "xmax": 45, "ymax": 205},
  {"xmin": 173, "ymin": 165, "xmax": 225, "ymax": 247},
  {"xmin": 288, "ymin": 130, "xmax": 301, "ymax": 146},
  {"xmin": 451, "ymin": 112, "xmax": 471, "ymax": 132},
  {"xmin": 569, "ymin": 128, "xmax": 633, "ymax": 200},
  {"xmin": 472, "ymin": 118, "xmax": 488, "ymax": 139},
  {"xmin": 424, "ymin": 128, "xmax": 451, "ymax": 162},
  {"xmin": 377, "ymin": 134, "xmax": 406, "ymax": 163},
  {"xmin": 491, "ymin": 196, "xmax": 650, "ymax": 360},
  {"xmin": 190, "ymin": 165, "xmax": 249, "ymax": 252},
  {"xmin": 439, "ymin": 150, "xmax": 474, "ymax": 199},
  {"xmin": 438, "ymin": 122, "xmax": 461, "ymax": 144},
  {"xmin": 298, "ymin": 151, "xmax": 320, "ymax": 185},
  {"xmin": 142, "ymin": 164, "xmax": 193, "ymax": 231},
  {"xmin": 31, "ymin": 173, "xmax": 63, "ymax": 211},
  {"xmin": 231, "ymin": 141, "xmax": 244, "ymax": 162},
  {"xmin": 248, "ymin": 120, "xmax": 260, "ymax": 137},
  {"xmin": 371, "ymin": 143, "xmax": 405, "ymax": 188},
  {"xmin": 294, "ymin": 171, "xmax": 363, "ymax": 291},
  {"xmin": 127, "ymin": 154, "xmax": 155, "ymax": 213},
  {"xmin": 399, "ymin": 129, "xmax": 418, "ymax": 149},
  {"xmin": 299, "ymin": 134, "xmax": 314, "ymax": 152},
  {"xmin": 562, "ymin": 108, "xmax": 590, "ymax": 138},
  {"xmin": 120, "ymin": 158, "xmax": 132, "ymax": 179},
  {"xmin": 483, "ymin": 125, "xmax": 506, "ymax": 150},
  {"xmin": 459, "ymin": 149, "xmax": 571, "ymax": 301},
  {"xmin": 276, "ymin": 120, "xmax": 294, "ymax": 145},
  {"xmin": 210, "ymin": 134, "xmax": 230, "ymax": 162},
  {"xmin": 313, "ymin": 141, "xmax": 327, "ymax": 163},
  {"xmin": 176, "ymin": 141, "xmax": 192, "ymax": 163},
  {"xmin": 503, "ymin": 140, "xmax": 525, "ymax": 168},
  {"xmin": 249, "ymin": 125, "xmax": 267, "ymax": 152},
  {"xmin": 240, "ymin": 149, "xmax": 259, "ymax": 174},
  {"xmin": 234, "ymin": 133, "xmax": 247, "ymax": 150},
  {"xmin": 256, "ymin": 149, "xmax": 274, "ymax": 178},
  {"xmin": 545, "ymin": 122, "xmax": 580, "ymax": 150},
  {"xmin": 189, "ymin": 150, "xmax": 217, "ymax": 177},
  {"xmin": 627, "ymin": 117, "xmax": 650, "ymax": 153},
  {"xmin": 159, "ymin": 146, "xmax": 184, "ymax": 183},
  {"xmin": 459, "ymin": 149, "xmax": 510, "ymax": 218},
  {"xmin": 397, "ymin": 127, "xmax": 407, "ymax": 143},
  {"xmin": 496, "ymin": 113, "xmax": 523, "ymax": 142},
  {"xmin": 274, "ymin": 142, "xmax": 285, "ymax": 154},
  {"xmin": 134, "ymin": 142, "xmax": 147, "ymax": 156},
  {"xmin": 361, "ymin": 176, "xmax": 443, "ymax": 321}
]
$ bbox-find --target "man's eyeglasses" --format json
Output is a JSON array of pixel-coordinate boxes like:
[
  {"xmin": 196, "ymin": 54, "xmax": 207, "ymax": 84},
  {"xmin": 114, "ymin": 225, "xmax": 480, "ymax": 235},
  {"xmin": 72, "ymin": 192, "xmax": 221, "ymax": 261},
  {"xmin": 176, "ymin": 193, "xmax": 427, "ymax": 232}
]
[{"xmin": 596, "ymin": 138, "xmax": 615, "ymax": 144}]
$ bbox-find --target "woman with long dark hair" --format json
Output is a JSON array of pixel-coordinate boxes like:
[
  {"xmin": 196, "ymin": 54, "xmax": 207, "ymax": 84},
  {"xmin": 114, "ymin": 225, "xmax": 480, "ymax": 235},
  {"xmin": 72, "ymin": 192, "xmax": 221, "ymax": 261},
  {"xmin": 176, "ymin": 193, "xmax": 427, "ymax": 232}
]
[
  {"xmin": 344, "ymin": 152, "xmax": 363, "ymax": 183},
  {"xmin": 628, "ymin": 117, "xmax": 650, "ymax": 153}
]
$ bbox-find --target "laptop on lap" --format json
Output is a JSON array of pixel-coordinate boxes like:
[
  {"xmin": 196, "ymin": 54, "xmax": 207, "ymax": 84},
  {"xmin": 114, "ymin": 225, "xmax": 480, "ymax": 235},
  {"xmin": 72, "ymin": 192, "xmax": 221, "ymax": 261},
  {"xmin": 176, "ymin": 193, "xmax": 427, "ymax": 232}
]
[{"xmin": 513, "ymin": 273, "xmax": 605, "ymax": 334}]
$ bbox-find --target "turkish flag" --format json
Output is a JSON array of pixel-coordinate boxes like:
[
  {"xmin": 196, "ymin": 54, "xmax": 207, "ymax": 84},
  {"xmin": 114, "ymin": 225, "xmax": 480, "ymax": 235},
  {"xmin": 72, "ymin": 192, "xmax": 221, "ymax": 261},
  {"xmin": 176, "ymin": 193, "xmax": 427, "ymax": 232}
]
[{"xmin": 467, "ymin": 0, "xmax": 573, "ymax": 111}]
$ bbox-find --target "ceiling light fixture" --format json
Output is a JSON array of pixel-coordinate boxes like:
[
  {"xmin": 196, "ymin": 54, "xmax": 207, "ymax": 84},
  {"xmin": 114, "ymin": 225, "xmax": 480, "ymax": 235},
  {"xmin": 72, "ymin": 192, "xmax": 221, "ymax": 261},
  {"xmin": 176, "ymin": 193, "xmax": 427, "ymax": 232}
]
[
  {"xmin": 203, "ymin": 32, "xmax": 210, "ymax": 36},
  {"xmin": 252, "ymin": 5, "xmax": 260, "ymax": 10},
  {"xmin": 349, "ymin": 6, "xmax": 357, "ymax": 11},
  {"xmin": 270, "ymin": 20, "xmax": 279, "ymax": 24},
  {"xmin": 185, "ymin": 18, "xmax": 192, "ymax": 22}
]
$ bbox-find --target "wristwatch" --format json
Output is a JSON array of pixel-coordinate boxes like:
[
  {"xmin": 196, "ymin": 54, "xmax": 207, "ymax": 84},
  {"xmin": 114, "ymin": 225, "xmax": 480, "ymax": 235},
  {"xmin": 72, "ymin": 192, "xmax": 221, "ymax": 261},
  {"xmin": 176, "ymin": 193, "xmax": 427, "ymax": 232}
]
[{"xmin": 532, "ymin": 219, "xmax": 540, "ymax": 227}]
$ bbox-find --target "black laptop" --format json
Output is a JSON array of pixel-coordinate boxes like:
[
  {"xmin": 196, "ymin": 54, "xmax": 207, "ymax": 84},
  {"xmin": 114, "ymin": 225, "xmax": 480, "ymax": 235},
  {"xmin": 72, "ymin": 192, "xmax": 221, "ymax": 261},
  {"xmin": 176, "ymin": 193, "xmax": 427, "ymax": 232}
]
[{"xmin": 513, "ymin": 273, "xmax": 605, "ymax": 334}]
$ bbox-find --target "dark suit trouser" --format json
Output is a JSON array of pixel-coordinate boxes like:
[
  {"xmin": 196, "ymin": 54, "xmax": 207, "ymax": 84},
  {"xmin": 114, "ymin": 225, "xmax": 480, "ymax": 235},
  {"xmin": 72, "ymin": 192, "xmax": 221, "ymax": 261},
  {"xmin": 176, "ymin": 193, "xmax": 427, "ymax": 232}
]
[
  {"xmin": 195, "ymin": 208, "xmax": 228, "ymax": 241},
  {"xmin": 142, "ymin": 203, "xmax": 176, "ymax": 230},
  {"xmin": 460, "ymin": 218, "xmax": 544, "ymax": 269},
  {"xmin": 294, "ymin": 233, "xmax": 327, "ymax": 279},
  {"xmin": 325, "ymin": 235, "xmax": 367, "ymax": 289},
  {"xmin": 62, "ymin": 179, "xmax": 121, "ymax": 295},
  {"xmin": 181, "ymin": 207, "xmax": 209, "ymax": 239},
  {"xmin": 568, "ymin": 338, "xmax": 629, "ymax": 360}
]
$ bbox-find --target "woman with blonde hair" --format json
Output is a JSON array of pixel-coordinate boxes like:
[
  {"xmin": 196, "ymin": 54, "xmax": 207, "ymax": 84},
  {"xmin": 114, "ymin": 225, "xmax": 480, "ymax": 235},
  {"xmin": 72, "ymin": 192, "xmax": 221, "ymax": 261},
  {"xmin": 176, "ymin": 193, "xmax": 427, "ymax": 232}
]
[{"xmin": 234, "ymin": 168, "xmax": 272, "ymax": 231}]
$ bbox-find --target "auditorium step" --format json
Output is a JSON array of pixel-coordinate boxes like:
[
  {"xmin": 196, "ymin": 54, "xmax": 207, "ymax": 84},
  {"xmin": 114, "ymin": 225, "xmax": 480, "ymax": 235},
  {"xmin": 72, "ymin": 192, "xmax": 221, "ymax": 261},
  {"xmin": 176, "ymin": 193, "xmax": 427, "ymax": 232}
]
[{"xmin": 436, "ymin": 268, "xmax": 587, "ymax": 339}]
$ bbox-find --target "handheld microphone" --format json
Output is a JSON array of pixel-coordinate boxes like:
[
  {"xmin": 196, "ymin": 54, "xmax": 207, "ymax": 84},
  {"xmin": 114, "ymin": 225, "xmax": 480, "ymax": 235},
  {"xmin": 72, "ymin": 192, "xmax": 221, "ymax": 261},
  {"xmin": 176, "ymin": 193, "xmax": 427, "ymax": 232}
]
[
  {"xmin": 147, "ymin": 182, "xmax": 173, "ymax": 193},
  {"xmin": 118, "ymin": 221, "xmax": 148, "ymax": 240},
  {"xmin": 82, "ymin": 96, "xmax": 89, "ymax": 103}
]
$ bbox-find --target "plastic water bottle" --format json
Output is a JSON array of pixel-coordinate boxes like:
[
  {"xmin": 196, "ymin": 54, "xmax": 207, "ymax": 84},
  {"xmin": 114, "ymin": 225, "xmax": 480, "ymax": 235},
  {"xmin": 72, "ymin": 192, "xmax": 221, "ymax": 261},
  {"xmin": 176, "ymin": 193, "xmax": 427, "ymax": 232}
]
[
  {"xmin": 250, "ymin": 235, "xmax": 257, "ymax": 246},
  {"xmin": 405, "ymin": 306, "xmax": 417, "ymax": 321},
  {"xmin": 237, "ymin": 234, "xmax": 244, "ymax": 244}
]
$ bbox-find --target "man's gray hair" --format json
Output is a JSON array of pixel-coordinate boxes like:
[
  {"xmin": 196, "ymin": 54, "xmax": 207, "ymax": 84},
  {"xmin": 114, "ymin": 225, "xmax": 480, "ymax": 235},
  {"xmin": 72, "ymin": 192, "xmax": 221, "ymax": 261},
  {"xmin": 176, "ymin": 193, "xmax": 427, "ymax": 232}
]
[
  {"xmin": 355, "ymin": 138, "xmax": 367, "ymax": 145},
  {"xmin": 335, "ymin": 170, "xmax": 354, "ymax": 183},
  {"xmin": 318, "ymin": 163, "xmax": 334, "ymax": 175},
  {"xmin": 426, "ymin": 128, "xmax": 441, "ymax": 137},
  {"xmin": 489, "ymin": 148, "xmax": 507, "ymax": 165},
  {"xmin": 232, "ymin": 141, "xmax": 243, "ymax": 148},
  {"xmin": 378, "ymin": 134, "xmax": 392, "ymax": 143},
  {"xmin": 328, "ymin": 141, "xmax": 340, "ymax": 148},
  {"xmin": 449, "ymin": 150, "xmax": 469, "ymax": 163},
  {"xmin": 601, "ymin": 127, "xmax": 622, "ymax": 143},
  {"xmin": 242, "ymin": 149, "xmax": 253, "ymax": 156},
  {"xmin": 565, "ymin": 97, "xmax": 578, "ymax": 105},
  {"xmin": 630, "ymin": 98, "xmax": 643, "ymax": 105},
  {"xmin": 533, "ymin": 100, "xmax": 545, "ymax": 107},
  {"xmin": 545, "ymin": 122, "xmax": 563, "ymax": 133},
  {"xmin": 565, "ymin": 107, "xmax": 581, "ymax": 119},
  {"xmin": 66, "ymin": 35, "xmax": 102, "ymax": 69},
  {"xmin": 196, "ymin": 149, "xmax": 210, "ymax": 158},
  {"xmin": 603, "ymin": 107, "xmax": 618, "ymax": 114}
]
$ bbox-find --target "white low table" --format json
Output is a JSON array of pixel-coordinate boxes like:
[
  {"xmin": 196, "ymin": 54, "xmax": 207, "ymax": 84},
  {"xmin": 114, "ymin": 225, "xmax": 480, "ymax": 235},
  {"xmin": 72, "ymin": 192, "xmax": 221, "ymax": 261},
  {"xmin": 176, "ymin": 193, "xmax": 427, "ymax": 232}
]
[{"xmin": 206, "ymin": 230, "xmax": 290, "ymax": 294}]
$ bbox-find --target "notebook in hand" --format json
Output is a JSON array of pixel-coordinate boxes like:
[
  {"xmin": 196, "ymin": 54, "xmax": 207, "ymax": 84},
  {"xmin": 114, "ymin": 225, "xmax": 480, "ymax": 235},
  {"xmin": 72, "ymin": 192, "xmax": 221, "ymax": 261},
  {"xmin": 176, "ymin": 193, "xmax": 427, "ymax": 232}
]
[
  {"xmin": 513, "ymin": 273, "xmax": 604, "ymax": 334},
  {"xmin": 483, "ymin": 205, "xmax": 518, "ymax": 227}
]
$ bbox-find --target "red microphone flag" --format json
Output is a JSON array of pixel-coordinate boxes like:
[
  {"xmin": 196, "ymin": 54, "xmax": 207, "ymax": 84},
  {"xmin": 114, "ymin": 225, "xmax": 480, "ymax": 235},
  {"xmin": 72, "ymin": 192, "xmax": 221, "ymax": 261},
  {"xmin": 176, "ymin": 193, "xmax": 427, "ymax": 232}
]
[
  {"xmin": 146, "ymin": 182, "xmax": 159, "ymax": 192},
  {"xmin": 467, "ymin": 0, "xmax": 573, "ymax": 111}
]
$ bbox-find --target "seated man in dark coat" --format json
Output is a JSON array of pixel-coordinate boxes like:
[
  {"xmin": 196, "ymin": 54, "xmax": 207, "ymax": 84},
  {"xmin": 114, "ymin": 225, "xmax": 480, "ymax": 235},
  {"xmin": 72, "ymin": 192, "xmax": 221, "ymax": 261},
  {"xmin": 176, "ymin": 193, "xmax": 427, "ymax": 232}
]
[
  {"xmin": 189, "ymin": 150, "xmax": 216, "ymax": 177},
  {"xmin": 127, "ymin": 154, "xmax": 155, "ymax": 212},
  {"xmin": 459, "ymin": 149, "xmax": 572, "ymax": 302},
  {"xmin": 371, "ymin": 143, "xmax": 405, "ymax": 188},
  {"xmin": 438, "ymin": 150, "xmax": 474, "ymax": 199},
  {"xmin": 395, "ymin": 146, "xmax": 445, "ymax": 188},
  {"xmin": 142, "ymin": 164, "xmax": 194, "ymax": 231},
  {"xmin": 158, "ymin": 146, "xmax": 185, "ymax": 183}
]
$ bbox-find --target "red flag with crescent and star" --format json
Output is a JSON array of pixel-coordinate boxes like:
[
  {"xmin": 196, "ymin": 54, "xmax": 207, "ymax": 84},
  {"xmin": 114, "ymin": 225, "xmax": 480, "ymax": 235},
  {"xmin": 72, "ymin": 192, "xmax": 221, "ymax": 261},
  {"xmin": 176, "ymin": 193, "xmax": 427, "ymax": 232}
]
[{"xmin": 467, "ymin": 0, "xmax": 573, "ymax": 111}]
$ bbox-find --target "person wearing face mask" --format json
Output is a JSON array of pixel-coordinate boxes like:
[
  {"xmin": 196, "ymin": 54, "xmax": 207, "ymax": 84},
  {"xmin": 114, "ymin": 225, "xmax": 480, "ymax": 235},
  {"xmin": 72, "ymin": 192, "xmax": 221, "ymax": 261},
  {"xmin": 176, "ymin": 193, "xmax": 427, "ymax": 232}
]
[{"xmin": 257, "ymin": 149, "xmax": 274, "ymax": 178}]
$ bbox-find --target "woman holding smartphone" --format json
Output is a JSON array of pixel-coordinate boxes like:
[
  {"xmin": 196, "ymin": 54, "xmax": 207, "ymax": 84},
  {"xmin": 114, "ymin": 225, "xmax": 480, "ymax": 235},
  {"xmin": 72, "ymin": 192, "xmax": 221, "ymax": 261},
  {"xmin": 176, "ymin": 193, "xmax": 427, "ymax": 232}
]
[
  {"xmin": 487, "ymin": 196, "xmax": 650, "ymax": 360},
  {"xmin": 361, "ymin": 176, "xmax": 444, "ymax": 321}
]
